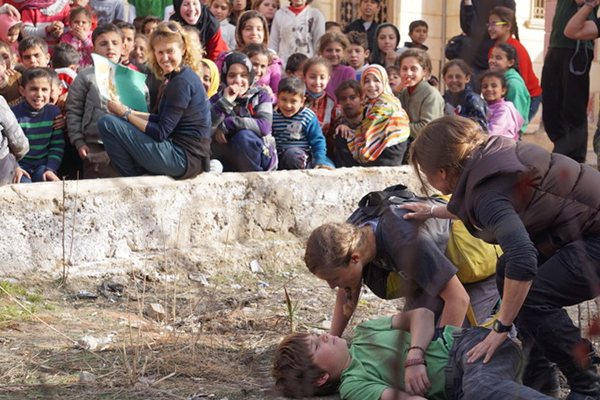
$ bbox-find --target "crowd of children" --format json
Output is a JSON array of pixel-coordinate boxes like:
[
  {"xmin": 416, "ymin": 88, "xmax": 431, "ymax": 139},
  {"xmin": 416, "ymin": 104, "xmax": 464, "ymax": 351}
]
[{"xmin": 0, "ymin": 0, "xmax": 543, "ymax": 182}]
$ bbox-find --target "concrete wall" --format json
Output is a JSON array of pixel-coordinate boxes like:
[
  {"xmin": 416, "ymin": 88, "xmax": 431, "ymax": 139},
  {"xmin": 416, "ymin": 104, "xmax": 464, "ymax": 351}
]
[{"xmin": 0, "ymin": 167, "xmax": 421, "ymax": 279}]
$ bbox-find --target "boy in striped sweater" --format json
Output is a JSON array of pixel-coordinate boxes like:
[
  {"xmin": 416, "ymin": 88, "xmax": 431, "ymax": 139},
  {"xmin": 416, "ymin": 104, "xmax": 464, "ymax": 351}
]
[
  {"xmin": 11, "ymin": 67, "xmax": 64, "ymax": 182},
  {"xmin": 272, "ymin": 76, "xmax": 334, "ymax": 169}
]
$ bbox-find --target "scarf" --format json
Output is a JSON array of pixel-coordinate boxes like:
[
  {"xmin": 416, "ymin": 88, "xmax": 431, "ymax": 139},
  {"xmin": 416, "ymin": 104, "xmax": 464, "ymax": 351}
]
[
  {"xmin": 201, "ymin": 58, "xmax": 220, "ymax": 98},
  {"xmin": 21, "ymin": 0, "xmax": 68, "ymax": 16},
  {"xmin": 347, "ymin": 65, "xmax": 410, "ymax": 163},
  {"xmin": 170, "ymin": 0, "xmax": 220, "ymax": 50}
]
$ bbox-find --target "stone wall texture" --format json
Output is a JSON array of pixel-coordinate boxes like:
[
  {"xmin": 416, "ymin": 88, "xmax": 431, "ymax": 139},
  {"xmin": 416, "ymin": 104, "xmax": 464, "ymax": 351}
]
[{"xmin": 0, "ymin": 167, "xmax": 421, "ymax": 279}]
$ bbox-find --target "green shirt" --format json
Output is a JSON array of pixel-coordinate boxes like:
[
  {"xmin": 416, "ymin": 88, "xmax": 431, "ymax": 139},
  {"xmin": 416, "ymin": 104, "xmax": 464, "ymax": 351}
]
[
  {"xmin": 550, "ymin": 0, "xmax": 597, "ymax": 50},
  {"xmin": 504, "ymin": 69, "xmax": 531, "ymax": 133},
  {"xmin": 129, "ymin": 0, "xmax": 171, "ymax": 18},
  {"xmin": 340, "ymin": 317, "xmax": 456, "ymax": 400}
]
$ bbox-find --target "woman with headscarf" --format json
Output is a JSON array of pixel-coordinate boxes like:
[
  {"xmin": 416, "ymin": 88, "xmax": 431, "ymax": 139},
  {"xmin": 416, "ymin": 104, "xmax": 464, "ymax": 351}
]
[
  {"xmin": 209, "ymin": 52, "xmax": 276, "ymax": 172},
  {"xmin": 345, "ymin": 64, "xmax": 410, "ymax": 166},
  {"xmin": 370, "ymin": 22, "xmax": 401, "ymax": 67},
  {"xmin": 170, "ymin": 0, "xmax": 228, "ymax": 61}
]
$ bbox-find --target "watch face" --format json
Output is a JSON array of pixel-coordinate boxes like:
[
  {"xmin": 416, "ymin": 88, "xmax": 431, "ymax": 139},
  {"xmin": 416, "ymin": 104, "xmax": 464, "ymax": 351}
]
[{"xmin": 493, "ymin": 320, "xmax": 510, "ymax": 333}]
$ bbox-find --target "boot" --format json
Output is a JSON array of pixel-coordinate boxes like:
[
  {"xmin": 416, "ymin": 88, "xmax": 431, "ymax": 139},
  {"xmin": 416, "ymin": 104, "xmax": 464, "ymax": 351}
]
[
  {"xmin": 562, "ymin": 363, "xmax": 600, "ymax": 400},
  {"xmin": 523, "ymin": 361, "xmax": 561, "ymax": 398}
]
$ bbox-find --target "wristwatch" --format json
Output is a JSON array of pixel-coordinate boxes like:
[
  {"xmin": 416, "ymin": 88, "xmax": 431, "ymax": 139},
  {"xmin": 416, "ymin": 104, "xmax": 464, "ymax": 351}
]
[
  {"xmin": 492, "ymin": 319, "xmax": 512, "ymax": 333},
  {"xmin": 122, "ymin": 108, "xmax": 133, "ymax": 122}
]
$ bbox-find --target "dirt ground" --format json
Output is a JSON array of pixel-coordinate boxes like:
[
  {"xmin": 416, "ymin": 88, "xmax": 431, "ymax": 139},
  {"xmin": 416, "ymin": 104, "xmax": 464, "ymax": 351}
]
[
  {"xmin": 0, "ymin": 258, "xmax": 404, "ymax": 400},
  {"xmin": 0, "ymin": 255, "xmax": 598, "ymax": 400}
]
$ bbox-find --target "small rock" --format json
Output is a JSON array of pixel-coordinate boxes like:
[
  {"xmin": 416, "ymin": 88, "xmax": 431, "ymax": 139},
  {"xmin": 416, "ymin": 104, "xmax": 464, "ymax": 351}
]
[
  {"xmin": 145, "ymin": 303, "xmax": 166, "ymax": 322},
  {"xmin": 79, "ymin": 371, "xmax": 96, "ymax": 383},
  {"xmin": 230, "ymin": 284, "xmax": 242, "ymax": 289},
  {"xmin": 76, "ymin": 291, "xmax": 98, "ymax": 300},
  {"xmin": 255, "ymin": 287, "xmax": 269, "ymax": 300},
  {"xmin": 76, "ymin": 336, "xmax": 100, "ymax": 351},
  {"xmin": 188, "ymin": 273, "xmax": 210, "ymax": 286},
  {"xmin": 321, "ymin": 320, "xmax": 332, "ymax": 330},
  {"xmin": 249, "ymin": 260, "xmax": 264, "ymax": 273}
]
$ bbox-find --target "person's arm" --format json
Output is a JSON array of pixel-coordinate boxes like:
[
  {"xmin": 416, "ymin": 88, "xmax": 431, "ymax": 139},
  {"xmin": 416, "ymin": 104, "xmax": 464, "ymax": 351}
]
[
  {"xmin": 460, "ymin": 0, "xmax": 476, "ymax": 36},
  {"xmin": 465, "ymin": 192, "xmax": 537, "ymax": 363},
  {"xmin": 0, "ymin": 98, "xmax": 29, "ymax": 160},
  {"xmin": 223, "ymin": 90, "xmax": 272, "ymax": 137},
  {"xmin": 65, "ymin": 71, "xmax": 90, "ymax": 155},
  {"xmin": 204, "ymin": 29, "xmax": 228, "ymax": 62},
  {"xmin": 564, "ymin": 0, "xmax": 600, "ymax": 40},
  {"xmin": 305, "ymin": 113, "xmax": 333, "ymax": 168},
  {"xmin": 106, "ymin": 100, "xmax": 151, "ymax": 132},
  {"xmin": 21, "ymin": 9, "xmax": 50, "ymax": 38},
  {"xmin": 390, "ymin": 308, "xmax": 435, "ymax": 398},
  {"xmin": 401, "ymin": 203, "xmax": 458, "ymax": 220},
  {"xmin": 0, "ymin": 4, "xmax": 20, "ymax": 19},
  {"xmin": 269, "ymin": 10, "xmax": 281, "ymax": 53},
  {"xmin": 330, "ymin": 282, "xmax": 361, "ymax": 336},
  {"xmin": 437, "ymin": 275, "xmax": 470, "ymax": 327},
  {"xmin": 44, "ymin": 109, "xmax": 65, "ymax": 174}
]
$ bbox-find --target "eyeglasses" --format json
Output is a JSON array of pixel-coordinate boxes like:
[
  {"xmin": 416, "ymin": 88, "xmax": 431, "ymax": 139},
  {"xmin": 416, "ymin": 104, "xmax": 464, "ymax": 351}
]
[
  {"xmin": 167, "ymin": 23, "xmax": 180, "ymax": 32},
  {"xmin": 487, "ymin": 22, "xmax": 508, "ymax": 28}
]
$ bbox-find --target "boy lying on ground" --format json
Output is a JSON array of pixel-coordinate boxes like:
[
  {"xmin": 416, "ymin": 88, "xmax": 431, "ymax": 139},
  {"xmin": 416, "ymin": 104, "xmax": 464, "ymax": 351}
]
[{"xmin": 272, "ymin": 308, "xmax": 554, "ymax": 400}]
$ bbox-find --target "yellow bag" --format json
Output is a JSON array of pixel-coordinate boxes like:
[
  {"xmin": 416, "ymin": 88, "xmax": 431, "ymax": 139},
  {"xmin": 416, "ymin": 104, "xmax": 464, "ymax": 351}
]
[{"xmin": 445, "ymin": 219, "xmax": 502, "ymax": 283}]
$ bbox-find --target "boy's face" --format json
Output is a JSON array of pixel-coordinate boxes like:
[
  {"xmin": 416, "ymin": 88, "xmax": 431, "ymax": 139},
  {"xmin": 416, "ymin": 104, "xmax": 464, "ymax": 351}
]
[
  {"xmin": 93, "ymin": 31, "xmax": 123, "ymax": 63},
  {"xmin": 131, "ymin": 37, "xmax": 148, "ymax": 64},
  {"xmin": 19, "ymin": 77, "xmax": 52, "ymax": 110},
  {"xmin": 346, "ymin": 44, "xmax": 368, "ymax": 69},
  {"xmin": 21, "ymin": 46, "xmax": 50, "ymax": 69},
  {"xmin": 7, "ymin": 24, "xmax": 21, "ymax": 44},
  {"xmin": 49, "ymin": 82, "xmax": 61, "ymax": 105},
  {"xmin": 388, "ymin": 70, "xmax": 401, "ymax": 93},
  {"xmin": 307, "ymin": 333, "xmax": 350, "ymax": 384},
  {"xmin": 121, "ymin": 28, "xmax": 135, "ymax": 61},
  {"xmin": 143, "ymin": 22, "xmax": 158, "ymax": 36},
  {"xmin": 278, "ymin": 91, "xmax": 304, "ymax": 118},
  {"xmin": 337, "ymin": 87, "xmax": 362, "ymax": 119},
  {"xmin": 409, "ymin": 25, "xmax": 428, "ymax": 46},
  {"xmin": 359, "ymin": 0, "xmax": 380, "ymax": 20}
]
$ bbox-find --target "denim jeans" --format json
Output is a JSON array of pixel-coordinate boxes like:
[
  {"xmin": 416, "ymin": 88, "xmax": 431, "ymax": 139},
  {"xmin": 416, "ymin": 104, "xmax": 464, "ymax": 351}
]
[
  {"xmin": 528, "ymin": 94, "xmax": 542, "ymax": 123},
  {"xmin": 450, "ymin": 327, "xmax": 554, "ymax": 400},
  {"xmin": 19, "ymin": 164, "xmax": 48, "ymax": 183},
  {"xmin": 497, "ymin": 236, "xmax": 600, "ymax": 394},
  {"xmin": 97, "ymin": 114, "xmax": 187, "ymax": 178}
]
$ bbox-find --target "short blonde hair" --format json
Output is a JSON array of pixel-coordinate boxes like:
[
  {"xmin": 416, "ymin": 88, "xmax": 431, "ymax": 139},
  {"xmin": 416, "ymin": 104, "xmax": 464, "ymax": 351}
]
[{"xmin": 147, "ymin": 21, "xmax": 204, "ymax": 80}]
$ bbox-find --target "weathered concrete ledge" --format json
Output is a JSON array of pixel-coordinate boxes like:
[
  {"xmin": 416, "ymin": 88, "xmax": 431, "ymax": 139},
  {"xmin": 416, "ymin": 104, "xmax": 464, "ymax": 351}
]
[{"xmin": 0, "ymin": 167, "xmax": 420, "ymax": 279}]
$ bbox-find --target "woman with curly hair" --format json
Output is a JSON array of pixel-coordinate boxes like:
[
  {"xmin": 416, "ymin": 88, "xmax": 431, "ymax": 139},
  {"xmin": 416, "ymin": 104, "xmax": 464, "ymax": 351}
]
[{"xmin": 97, "ymin": 21, "xmax": 212, "ymax": 179}]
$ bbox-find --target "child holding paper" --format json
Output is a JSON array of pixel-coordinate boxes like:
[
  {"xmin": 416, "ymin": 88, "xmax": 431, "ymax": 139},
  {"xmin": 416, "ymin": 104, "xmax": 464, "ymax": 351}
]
[{"xmin": 65, "ymin": 23, "xmax": 125, "ymax": 179}]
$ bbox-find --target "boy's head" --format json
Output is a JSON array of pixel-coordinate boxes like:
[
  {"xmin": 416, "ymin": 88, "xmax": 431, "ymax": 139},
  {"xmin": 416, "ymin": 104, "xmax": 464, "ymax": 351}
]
[
  {"xmin": 273, "ymin": 332, "xmax": 344, "ymax": 398},
  {"xmin": 19, "ymin": 67, "xmax": 53, "ymax": 110},
  {"xmin": 346, "ymin": 31, "xmax": 369, "ymax": 69},
  {"xmin": 51, "ymin": 42, "xmax": 81, "ymax": 70},
  {"xmin": 408, "ymin": 20, "xmax": 428, "ymax": 46},
  {"xmin": 285, "ymin": 52, "xmax": 308, "ymax": 78},
  {"xmin": 325, "ymin": 21, "xmax": 342, "ymax": 33},
  {"xmin": 278, "ymin": 76, "xmax": 305, "ymax": 117},
  {"xmin": 358, "ymin": 0, "xmax": 380, "ymax": 22},
  {"xmin": 142, "ymin": 16, "xmax": 161, "ymax": 37},
  {"xmin": 18, "ymin": 37, "xmax": 50, "ymax": 69},
  {"xmin": 92, "ymin": 24, "xmax": 124, "ymax": 63},
  {"xmin": 335, "ymin": 79, "xmax": 362, "ymax": 119},
  {"xmin": 43, "ymin": 67, "xmax": 61, "ymax": 105},
  {"xmin": 115, "ymin": 21, "xmax": 136, "ymax": 63},
  {"xmin": 386, "ymin": 65, "xmax": 401, "ymax": 93}
]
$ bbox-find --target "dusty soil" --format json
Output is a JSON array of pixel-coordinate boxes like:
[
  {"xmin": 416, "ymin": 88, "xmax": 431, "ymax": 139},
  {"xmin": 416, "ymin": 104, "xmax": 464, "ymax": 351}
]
[
  {"xmin": 0, "ymin": 258, "xmax": 402, "ymax": 400},
  {"xmin": 0, "ymin": 257, "xmax": 598, "ymax": 400}
]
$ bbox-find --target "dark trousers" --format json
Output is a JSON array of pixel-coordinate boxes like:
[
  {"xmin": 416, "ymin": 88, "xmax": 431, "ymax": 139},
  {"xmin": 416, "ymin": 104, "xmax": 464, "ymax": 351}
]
[
  {"xmin": 450, "ymin": 327, "xmax": 553, "ymax": 400},
  {"xmin": 212, "ymin": 130, "xmax": 272, "ymax": 172},
  {"xmin": 496, "ymin": 237, "xmax": 600, "ymax": 393},
  {"xmin": 541, "ymin": 47, "xmax": 593, "ymax": 163}
]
